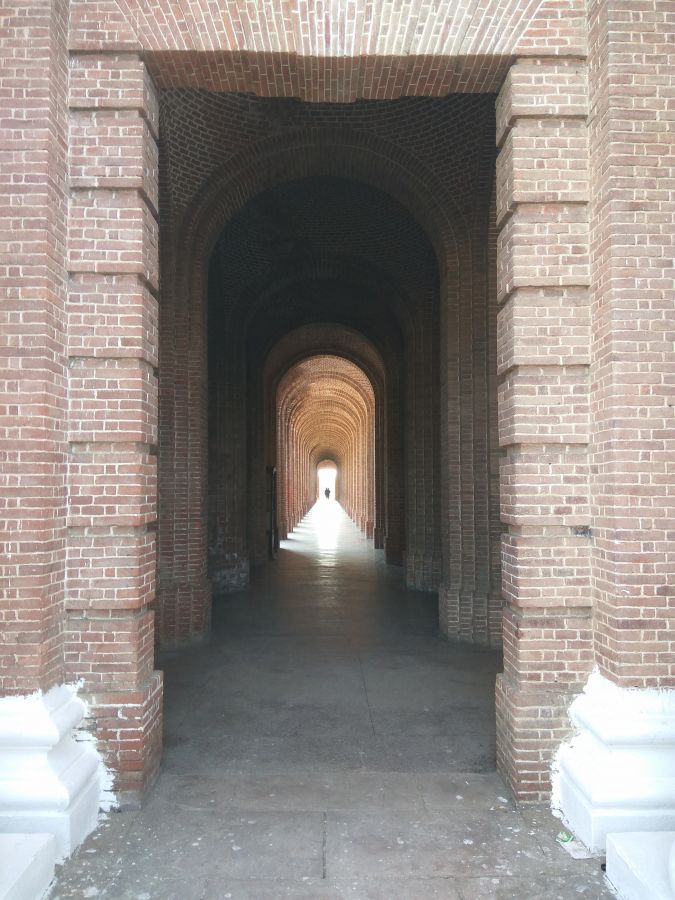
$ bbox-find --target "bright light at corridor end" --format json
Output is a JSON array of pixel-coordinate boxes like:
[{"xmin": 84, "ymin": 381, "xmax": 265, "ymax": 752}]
[{"xmin": 317, "ymin": 460, "xmax": 337, "ymax": 500}]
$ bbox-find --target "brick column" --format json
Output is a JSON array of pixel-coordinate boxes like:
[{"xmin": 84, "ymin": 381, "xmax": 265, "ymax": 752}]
[
  {"xmin": 0, "ymin": 0, "xmax": 69, "ymax": 696},
  {"xmin": 588, "ymin": 0, "xmax": 675, "ymax": 689},
  {"xmin": 0, "ymin": 0, "xmax": 109, "ymax": 857},
  {"xmin": 494, "ymin": 59, "xmax": 593, "ymax": 800},
  {"xmin": 555, "ymin": 0, "xmax": 675, "ymax": 853},
  {"xmin": 405, "ymin": 314, "xmax": 441, "ymax": 591},
  {"xmin": 66, "ymin": 52, "xmax": 163, "ymax": 804}
]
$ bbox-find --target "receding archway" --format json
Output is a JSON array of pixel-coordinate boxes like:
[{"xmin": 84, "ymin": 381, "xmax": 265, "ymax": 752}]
[
  {"xmin": 317, "ymin": 460, "xmax": 337, "ymax": 501},
  {"xmin": 157, "ymin": 100, "xmax": 501, "ymax": 651},
  {"xmin": 274, "ymin": 355, "xmax": 376, "ymax": 539}
]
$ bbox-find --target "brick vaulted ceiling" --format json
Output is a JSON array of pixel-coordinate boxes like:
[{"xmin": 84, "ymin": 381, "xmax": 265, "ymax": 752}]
[
  {"xmin": 160, "ymin": 91, "xmax": 496, "ymax": 232},
  {"xmin": 276, "ymin": 355, "xmax": 376, "ymax": 535},
  {"xmin": 159, "ymin": 88, "xmax": 500, "ymax": 605},
  {"xmin": 70, "ymin": 0, "xmax": 586, "ymax": 97}
]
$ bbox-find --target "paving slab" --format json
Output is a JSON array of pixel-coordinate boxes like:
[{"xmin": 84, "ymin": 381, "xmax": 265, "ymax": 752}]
[
  {"xmin": 326, "ymin": 812, "xmax": 547, "ymax": 880},
  {"xmin": 121, "ymin": 807, "xmax": 324, "ymax": 880},
  {"xmin": 455, "ymin": 874, "xmax": 616, "ymax": 899}
]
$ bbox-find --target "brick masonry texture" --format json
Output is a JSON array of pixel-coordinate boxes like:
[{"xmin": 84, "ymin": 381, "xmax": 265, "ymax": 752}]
[
  {"xmin": 1, "ymin": 0, "xmax": 673, "ymax": 807},
  {"xmin": 494, "ymin": 56, "xmax": 594, "ymax": 801}
]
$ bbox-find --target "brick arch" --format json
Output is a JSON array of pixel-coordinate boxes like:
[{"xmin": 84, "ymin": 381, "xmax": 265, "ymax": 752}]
[
  {"xmin": 258, "ymin": 322, "xmax": 404, "ymax": 564},
  {"xmin": 211, "ymin": 252, "xmax": 424, "ymax": 590},
  {"xmin": 268, "ymin": 336, "xmax": 383, "ymax": 544},
  {"xmin": 275, "ymin": 356, "xmax": 376, "ymax": 538},
  {"xmin": 254, "ymin": 323, "xmax": 392, "ymax": 559},
  {"xmin": 158, "ymin": 127, "xmax": 483, "ymax": 646},
  {"xmin": 177, "ymin": 129, "xmax": 465, "ymax": 267},
  {"xmin": 205, "ymin": 188, "xmax": 441, "ymax": 596}
]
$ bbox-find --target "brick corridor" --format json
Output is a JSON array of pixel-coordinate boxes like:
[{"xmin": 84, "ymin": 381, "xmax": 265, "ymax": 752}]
[{"xmin": 50, "ymin": 504, "xmax": 613, "ymax": 899}]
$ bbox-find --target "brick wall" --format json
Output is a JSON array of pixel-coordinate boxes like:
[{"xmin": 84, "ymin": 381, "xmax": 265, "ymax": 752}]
[
  {"xmin": 0, "ymin": 0, "xmax": 70, "ymax": 695},
  {"xmin": 587, "ymin": 0, "xmax": 675, "ymax": 688}
]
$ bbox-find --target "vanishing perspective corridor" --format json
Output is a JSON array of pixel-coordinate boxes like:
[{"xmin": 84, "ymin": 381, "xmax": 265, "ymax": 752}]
[{"xmin": 50, "ymin": 504, "xmax": 612, "ymax": 899}]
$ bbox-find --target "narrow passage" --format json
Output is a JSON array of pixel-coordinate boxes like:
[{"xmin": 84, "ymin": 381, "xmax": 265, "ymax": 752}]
[{"xmin": 51, "ymin": 504, "xmax": 613, "ymax": 899}]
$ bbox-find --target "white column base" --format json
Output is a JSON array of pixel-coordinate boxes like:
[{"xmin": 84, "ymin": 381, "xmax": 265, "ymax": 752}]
[
  {"xmin": 0, "ymin": 684, "xmax": 109, "ymax": 860},
  {"xmin": 0, "ymin": 834, "xmax": 56, "ymax": 900},
  {"xmin": 606, "ymin": 832, "xmax": 675, "ymax": 900},
  {"xmin": 553, "ymin": 671, "xmax": 675, "ymax": 852}
]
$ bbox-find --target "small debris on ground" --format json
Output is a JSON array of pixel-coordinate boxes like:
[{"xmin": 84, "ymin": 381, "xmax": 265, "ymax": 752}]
[{"xmin": 556, "ymin": 830, "xmax": 593, "ymax": 859}]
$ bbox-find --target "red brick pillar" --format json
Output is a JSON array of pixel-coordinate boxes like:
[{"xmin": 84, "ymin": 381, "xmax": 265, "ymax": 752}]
[
  {"xmin": 66, "ymin": 53, "xmax": 163, "ymax": 805},
  {"xmin": 494, "ymin": 59, "xmax": 594, "ymax": 800},
  {"xmin": 0, "ymin": 0, "xmax": 69, "ymax": 697},
  {"xmin": 556, "ymin": 0, "xmax": 675, "ymax": 853},
  {"xmin": 588, "ymin": 0, "xmax": 674, "ymax": 690}
]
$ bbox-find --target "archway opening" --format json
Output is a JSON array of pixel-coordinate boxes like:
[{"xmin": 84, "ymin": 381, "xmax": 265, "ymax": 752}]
[
  {"xmin": 155, "ymin": 95, "xmax": 504, "ymax": 805},
  {"xmin": 317, "ymin": 461, "xmax": 337, "ymax": 502},
  {"xmin": 204, "ymin": 172, "xmax": 452, "ymax": 596},
  {"xmin": 275, "ymin": 355, "xmax": 376, "ymax": 539}
]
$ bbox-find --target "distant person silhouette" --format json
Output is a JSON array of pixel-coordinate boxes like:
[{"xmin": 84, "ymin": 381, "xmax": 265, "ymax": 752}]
[{"xmin": 324, "ymin": 487, "xmax": 331, "ymax": 499}]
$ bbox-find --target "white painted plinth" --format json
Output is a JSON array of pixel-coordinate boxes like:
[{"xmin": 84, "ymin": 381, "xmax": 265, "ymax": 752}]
[
  {"xmin": 553, "ymin": 672, "xmax": 675, "ymax": 852},
  {"xmin": 0, "ymin": 685, "xmax": 103, "ymax": 860},
  {"xmin": 0, "ymin": 834, "xmax": 56, "ymax": 900},
  {"xmin": 606, "ymin": 832, "xmax": 675, "ymax": 900}
]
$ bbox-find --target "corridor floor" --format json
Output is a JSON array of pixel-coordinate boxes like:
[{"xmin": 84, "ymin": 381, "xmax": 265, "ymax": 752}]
[{"xmin": 50, "ymin": 502, "xmax": 613, "ymax": 899}]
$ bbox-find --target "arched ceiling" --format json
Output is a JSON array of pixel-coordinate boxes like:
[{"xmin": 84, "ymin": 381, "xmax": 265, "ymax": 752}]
[
  {"xmin": 209, "ymin": 176, "xmax": 437, "ymax": 358},
  {"xmin": 161, "ymin": 93, "xmax": 496, "ymax": 227},
  {"xmin": 277, "ymin": 356, "xmax": 374, "ymax": 466}
]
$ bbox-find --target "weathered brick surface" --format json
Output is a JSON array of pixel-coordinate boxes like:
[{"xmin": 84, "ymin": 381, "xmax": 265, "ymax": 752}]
[
  {"xmin": 68, "ymin": 359, "xmax": 157, "ymax": 444},
  {"xmin": 66, "ymin": 529, "xmax": 155, "ymax": 610},
  {"xmin": 87, "ymin": 672, "xmax": 163, "ymax": 802},
  {"xmin": 69, "ymin": 53, "xmax": 159, "ymax": 136},
  {"xmin": 67, "ymin": 447, "xmax": 156, "ymax": 527},
  {"xmin": 68, "ymin": 190, "xmax": 159, "ymax": 285},
  {"xmin": 69, "ymin": 110, "xmax": 159, "ymax": 209},
  {"xmin": 496, "ymin": 675, "xmax": 573, "ymax": 802},
  {"xmin": 496, "ymin": 119, "xmax": 589, "ymax": 224},
  {"xmin": 495, "ymin": 60, "xmax": 589, "ymax": 146},
  {"xmin": 501, "ymin": 532, "xmax": 591, "ymax": 608},
  {"xmin": 498, "ymin": 366, "xmax": 590, "ymax": 445},
  {"xmin": 497, "ymin": 204, "xmax": 590, "ymax": 301},
  {"xmin": 501, "ymin": 447, "xmax": 589, "ymax": 526},
  {"xmin": 65, "ymin": 609, "xmax": 154, "ymax": 689},
  {"xmin": 497, "ymin": 287, "xmax": 590, "ymax": 371}
]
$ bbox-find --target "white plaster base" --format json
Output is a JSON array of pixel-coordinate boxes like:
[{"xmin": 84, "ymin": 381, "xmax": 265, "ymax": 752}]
[
  {"xmin": 0, "ymin": 833, "xmax": 56, "ymax": 900},
  {"xmin": 606, "ymin": 832, "xmax": 675, "ymax": 900},
  {"xmin": 553, "ymin": 671, "xmax": 675, "ymax": 852},
  {"xmin": 0, "ymin": 685, "xmax": 104, "ymax": 860}
]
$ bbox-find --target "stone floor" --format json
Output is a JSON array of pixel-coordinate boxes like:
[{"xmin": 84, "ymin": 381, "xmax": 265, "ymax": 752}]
[{"xmin": 50, "ymin": 502, "xmax": 614, "ymax": 899}]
